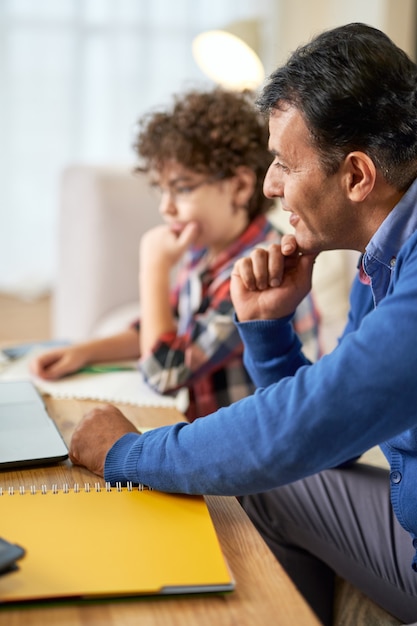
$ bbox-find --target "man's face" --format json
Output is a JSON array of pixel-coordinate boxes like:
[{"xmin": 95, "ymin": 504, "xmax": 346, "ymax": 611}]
[{"xmin": 263, "ymin": 105, "xmax": 354, "ymax": 254}]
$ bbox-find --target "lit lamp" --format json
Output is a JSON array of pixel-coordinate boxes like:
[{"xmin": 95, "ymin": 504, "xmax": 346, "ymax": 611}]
[{"xmin": 192, "ymin": 20, "xmax": 265, "ymax": 91}]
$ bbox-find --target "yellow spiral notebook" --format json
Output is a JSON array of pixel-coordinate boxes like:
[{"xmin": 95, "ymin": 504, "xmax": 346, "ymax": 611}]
[{"xmin": 0, "ymin": 483, "xmax": 234, "ymax": 604}]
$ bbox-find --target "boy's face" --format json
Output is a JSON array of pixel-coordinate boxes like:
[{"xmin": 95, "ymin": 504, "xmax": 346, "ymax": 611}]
[{"xmin": 149, "ymin": 162, "xmax": 251, "ymax": 254}]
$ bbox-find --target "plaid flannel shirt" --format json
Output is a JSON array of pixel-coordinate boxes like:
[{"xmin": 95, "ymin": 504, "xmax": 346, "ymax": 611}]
[{"xmin": 138, "ymin": 215, "xmax": 320, "ymax": 421}]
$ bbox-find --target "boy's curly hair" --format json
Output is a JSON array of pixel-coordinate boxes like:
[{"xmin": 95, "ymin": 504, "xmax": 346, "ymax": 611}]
[{"xmin": 133, "ymin": 87, "xmax": 274, "ymax": 218}]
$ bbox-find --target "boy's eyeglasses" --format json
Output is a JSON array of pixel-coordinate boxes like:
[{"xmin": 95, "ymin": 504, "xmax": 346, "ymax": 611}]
[{"xmin": 150, "ymin": 175, "xmax": 224, "ymax": 204}]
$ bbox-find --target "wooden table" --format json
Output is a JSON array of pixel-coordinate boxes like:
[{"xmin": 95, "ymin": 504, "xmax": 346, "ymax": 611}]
[{"xmin": 0, "ymin": 396, "xmax": 320, "ymax": 625}]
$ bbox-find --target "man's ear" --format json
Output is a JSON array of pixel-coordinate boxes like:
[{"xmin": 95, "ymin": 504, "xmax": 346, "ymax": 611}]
[
  {"xmin": 232, "ymin": 166, "xmax": 257, "ymax": 209},
  {"xmin": 342, "ymin": 151, "xmax": 377, "ymax": 202}
]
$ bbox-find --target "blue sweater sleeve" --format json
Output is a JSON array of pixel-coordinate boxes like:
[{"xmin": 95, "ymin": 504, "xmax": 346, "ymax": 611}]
[
  {"xmin": 235, "ymin": 314, "xmax": 311, "ymax": 387},
  {"xmin": 339, "ymin": 274, "xmax": 374, "ymax": 341},
  {"xmin": 104, "ymin": 237, "xmax": 417, "ymax": 499}
]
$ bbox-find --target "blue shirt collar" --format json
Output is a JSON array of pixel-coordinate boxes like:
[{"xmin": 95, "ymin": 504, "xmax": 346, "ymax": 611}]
[{"xmin": 363, "ymin": 178, "xmax": 417, "ymax": 304}]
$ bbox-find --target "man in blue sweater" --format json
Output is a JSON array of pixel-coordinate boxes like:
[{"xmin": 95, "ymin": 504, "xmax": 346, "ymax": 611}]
[{"xmin": 69, "ymin": 23, "xmax": 417, "ymax": 624}]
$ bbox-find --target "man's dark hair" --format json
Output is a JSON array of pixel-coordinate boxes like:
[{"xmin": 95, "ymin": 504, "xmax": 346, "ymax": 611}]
[{"xmin": 257, "ymin": 23, "xmax": 417, "ymax": 190}]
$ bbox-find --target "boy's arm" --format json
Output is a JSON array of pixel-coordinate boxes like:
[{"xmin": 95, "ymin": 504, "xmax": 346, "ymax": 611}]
[
  {"xmin": 139, "ymin": 284, "xmax": 243, "ymax": 394},
  {"xmin": 30, "ymin": 328, "xmax": 140, "ymax": 380},
  {"xmin": 139, "ymin": 223, "xmax": 198, "ymax": 356}
]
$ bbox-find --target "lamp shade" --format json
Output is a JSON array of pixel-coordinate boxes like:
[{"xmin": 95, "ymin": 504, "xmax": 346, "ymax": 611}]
[{"xmin": 192, "ymin": 21, "xmax": 265, "ymax": 91}]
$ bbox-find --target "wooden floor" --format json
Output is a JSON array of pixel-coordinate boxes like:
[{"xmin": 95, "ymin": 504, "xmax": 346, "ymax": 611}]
[{"xmin": 0, "ymin": 292, "xmax": 52, "ymax": 345}]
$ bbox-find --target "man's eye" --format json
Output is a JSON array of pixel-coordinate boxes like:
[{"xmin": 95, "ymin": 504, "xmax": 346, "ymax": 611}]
[{"xmin": 274, "ymin": 161, "xmax": 289, "ymax": 173}]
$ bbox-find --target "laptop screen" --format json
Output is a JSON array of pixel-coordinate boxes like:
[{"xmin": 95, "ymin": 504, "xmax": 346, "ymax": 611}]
[{"xmin": 0, "ymin": 381, "xmax": 68, "ymax": 469}]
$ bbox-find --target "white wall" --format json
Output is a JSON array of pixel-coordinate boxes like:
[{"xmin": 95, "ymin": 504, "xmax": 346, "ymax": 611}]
[
  {"xmin": 0, "ymin": 0, "xmax": 275, "ymax": 297},
  {"xmin": 263, "ymin": 0, "xmax": 416, "ymax": 74},
  {"xmin": 1, "ymin": 0, "xmax": 415, "ymax": 298}
]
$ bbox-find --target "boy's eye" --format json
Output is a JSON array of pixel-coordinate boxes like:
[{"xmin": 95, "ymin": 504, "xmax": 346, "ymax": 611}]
[{"xmin": 174, "ymin": 185, "xmax": 195, "ymax": 195}]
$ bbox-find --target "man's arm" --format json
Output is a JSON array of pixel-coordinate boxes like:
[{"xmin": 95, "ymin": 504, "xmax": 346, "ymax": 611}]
[
  {"xmin": 68, "ymin": 235, "xmax": 320, "ymax": 483},
  {"xmin": 230, "ymin": 234, "xmax": 316, "ymax": 385},
  {"xmin": 69, "ymin": 236, "xmax": 417, "ymax": 497}
]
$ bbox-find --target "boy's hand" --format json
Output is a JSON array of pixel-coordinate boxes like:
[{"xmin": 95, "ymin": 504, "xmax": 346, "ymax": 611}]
[
  {"xmin": 29, "ymin": 346, "xmax": 90, "ymax": 380},
  {"xmin": 231, "ymin": 234, "xmax": 317, "ymax": 322},
  {"xmin": 69, "ymin": 404, "xmax": 139, "ymax": 477},
  {"xmin": 140, "ymin": 222, "xmax": 200, "ymax": 270}
]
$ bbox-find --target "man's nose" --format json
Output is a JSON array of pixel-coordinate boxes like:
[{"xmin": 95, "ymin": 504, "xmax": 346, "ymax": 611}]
[{"xmin": 263, "ymin": 165, "xmax": 284, "ymax": 199}]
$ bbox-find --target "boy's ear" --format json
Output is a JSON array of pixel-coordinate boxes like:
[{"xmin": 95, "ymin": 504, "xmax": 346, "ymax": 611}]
[
  {"xmin": 233, "ymin": 166, "xmax": 257, "ymax": 209},
  {"xmin": 342, "ymin": 151, "xmax": 377, "ymax": 202}
]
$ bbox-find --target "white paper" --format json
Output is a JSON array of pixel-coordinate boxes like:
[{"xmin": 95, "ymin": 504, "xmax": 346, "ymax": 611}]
[{"xmin": 0, "ymin": 347, "xmax": 189, "ymax": 413}]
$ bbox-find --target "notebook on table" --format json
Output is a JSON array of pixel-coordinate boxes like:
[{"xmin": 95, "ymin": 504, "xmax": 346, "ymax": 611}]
[
  {"xmin": 0, "ymin": 348, "xmax": 189, "ymax": 414},
  {"xmin": 0, "ymin": 380, "xmax": 68, "ymax": 469},
  {"xmin": 0, "ymin": 483, "xmax": 234, "ymax": 603}
]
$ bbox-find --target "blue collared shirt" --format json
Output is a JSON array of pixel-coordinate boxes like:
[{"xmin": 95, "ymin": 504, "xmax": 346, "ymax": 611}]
[{"xmin": 363, "ymin": 178, "xmax": 417, "ymax": 305}]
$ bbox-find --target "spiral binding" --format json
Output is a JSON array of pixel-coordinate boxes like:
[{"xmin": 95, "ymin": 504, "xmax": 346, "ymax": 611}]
[{"xmin": 0, "ymin": 481, "xmax": 151, "ymax": 495}]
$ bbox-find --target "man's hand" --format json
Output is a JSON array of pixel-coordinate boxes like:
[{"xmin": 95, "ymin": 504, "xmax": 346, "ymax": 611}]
[
  {"xmin": 69, "ymin": 404, "xmax": 139, "ymax": 477},
  {"xmin": 231, "ymin": 234, "xmax": 318, "ymax": 322}
]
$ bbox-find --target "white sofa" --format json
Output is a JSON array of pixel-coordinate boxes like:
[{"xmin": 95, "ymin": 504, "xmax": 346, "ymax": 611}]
[{"xmin": 52, "ymin": 165, "xmax": 163, "ymax": 342}]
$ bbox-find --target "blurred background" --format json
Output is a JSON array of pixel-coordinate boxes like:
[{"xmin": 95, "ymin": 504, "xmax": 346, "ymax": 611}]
[{"xmin": 0, "ymin": 0, "xmax": 416, "ymax": 342}]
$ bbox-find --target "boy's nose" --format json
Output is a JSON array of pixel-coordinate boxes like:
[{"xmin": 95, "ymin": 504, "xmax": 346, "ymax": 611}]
[{"xmin": 159, "ymin": 192, "xmax": 177, "ymax": 216}]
